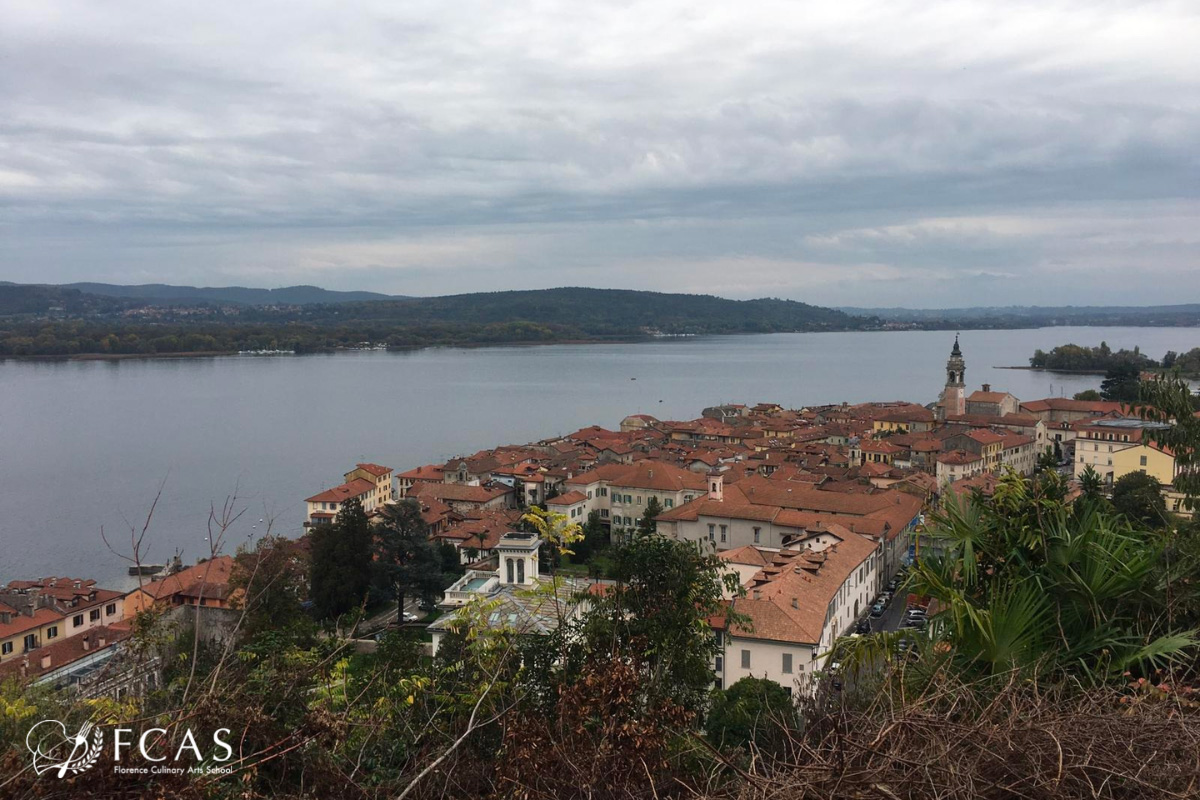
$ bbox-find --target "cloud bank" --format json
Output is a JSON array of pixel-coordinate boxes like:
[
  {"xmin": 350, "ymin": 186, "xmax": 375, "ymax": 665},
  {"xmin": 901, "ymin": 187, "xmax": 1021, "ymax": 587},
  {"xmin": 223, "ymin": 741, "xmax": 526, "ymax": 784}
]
[{"xmin": 2, "ymin": 0, "xmax": 1198, "ymax": 305}]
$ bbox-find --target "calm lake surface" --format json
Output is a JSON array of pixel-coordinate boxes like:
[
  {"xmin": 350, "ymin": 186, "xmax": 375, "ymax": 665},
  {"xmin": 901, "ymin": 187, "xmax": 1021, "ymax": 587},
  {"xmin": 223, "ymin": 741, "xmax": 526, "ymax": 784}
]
[{"xmin": 2, "ymin": 327, "xmax": 1198, "ymax": 585}]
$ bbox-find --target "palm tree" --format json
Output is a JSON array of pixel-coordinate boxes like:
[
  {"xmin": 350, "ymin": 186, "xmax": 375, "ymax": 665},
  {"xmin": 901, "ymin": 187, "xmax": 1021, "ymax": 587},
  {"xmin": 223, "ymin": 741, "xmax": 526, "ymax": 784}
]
[{"xmin": 907, "ymin": 470, "xmax": 1195, "ymax": 683}]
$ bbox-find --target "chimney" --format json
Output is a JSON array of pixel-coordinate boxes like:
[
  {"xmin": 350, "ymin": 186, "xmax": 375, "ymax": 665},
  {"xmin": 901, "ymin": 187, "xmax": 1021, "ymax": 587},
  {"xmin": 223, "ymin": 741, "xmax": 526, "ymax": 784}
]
[
  {"xmin": 98, "ymin": 635, "xmax": 107, "ymax": 648},
  {"xmin": 40, "ymin": 654, "xmax": 51, "ymax": 670},
  {"xmin": 791, "ymin": 598, "xmax": 799, "ymax": 609},
  {"xmin": 82, "ymin": 636, "xmax": 90, "ymax": 652},
  {"xmin": 982, "ymin": 383, "xmax": 991, "ymax": 393}
]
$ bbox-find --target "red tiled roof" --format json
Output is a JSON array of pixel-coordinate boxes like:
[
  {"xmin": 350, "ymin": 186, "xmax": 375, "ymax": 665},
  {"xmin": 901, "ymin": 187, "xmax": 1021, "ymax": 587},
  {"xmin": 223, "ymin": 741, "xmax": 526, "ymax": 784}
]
[
  {"xmin": 0, "ymin": 625, "xmax": 132, "ymax": 682},
  {"xmin": 306, "ymin": 478, "xmax": 376, "ymax": 504},
  {"xmin": 398, "ymin": 464, "xmax": 445, "ymax": 481},
  {"xmin": 355, "ymin": 463, "xmax": 392, "ymax": 477},
  {"xmin": 133, "ymin": 556, "xmax": 234, "ymax": 606},
  {"xmin": 566, "ymin": 459, "xmax": 707, "ymax": 493},
  {"xmin": 937, "ymin": 450, "xmax": 983, "ymax": 465},
  {"xmin": 968, "ymin": 391, "xmax": 1012, "ymax": 403},
  {"xmin": 546, "ymin": 490, "xmax": 587, "ymax": 506},
  {"xmin": 413, "ymin": 482, "xmax": 511, "ymax": 504}
]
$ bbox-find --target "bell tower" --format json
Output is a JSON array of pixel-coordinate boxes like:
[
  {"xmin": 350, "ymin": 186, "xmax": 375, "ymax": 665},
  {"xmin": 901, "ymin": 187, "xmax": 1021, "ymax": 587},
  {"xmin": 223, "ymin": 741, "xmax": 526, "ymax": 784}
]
[{"xmin": 939, "ymin": 335, "xmax": 966, "ymax": 420}]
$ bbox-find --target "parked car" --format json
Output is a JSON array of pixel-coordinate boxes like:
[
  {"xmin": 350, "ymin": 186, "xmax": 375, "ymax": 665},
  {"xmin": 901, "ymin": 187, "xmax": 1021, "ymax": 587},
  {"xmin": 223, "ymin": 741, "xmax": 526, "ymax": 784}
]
[
  {"xmin": 870, "ymin": 603, "xmax": 885, "ymax": 617},
  {"xmin": 855, "ymin": 619, "xmax": 871, "ymax": 634},
  {"xmin": 877, "ymin": 592, "xmax": 892, "ymax": 605},
  {"xmin": 401, "ymin": 611, "xmax": 419, "ymax": 623}
]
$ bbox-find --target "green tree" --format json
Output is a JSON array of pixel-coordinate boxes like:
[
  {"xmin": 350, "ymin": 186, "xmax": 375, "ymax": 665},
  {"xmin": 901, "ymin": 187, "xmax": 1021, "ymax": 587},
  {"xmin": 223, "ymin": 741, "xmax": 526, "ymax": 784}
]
[
  {"xmin": 374, "ymin": 499, "xmax": 446, "ymax": 620},
  {"xmin": 1139, "ymin": 374, "xmax": 1200, "ymax": 511},
  {"xmin": 229, "ymin": 534, "xmax": 312, "ymax": 638},
  {"xmin": 1100, "ymin": 362, "xmax": 1141, "ymax": 403},
  {"xmin": 635, "ymin": 496, "xmax": 663, "ymax": 537},
  {"xmin": 573, "ymin": 510, "xmax": 609, "ymax": 564},
  {"xmin": 1078, "ymin": 464, "xmax": 1105, "ymax": 503},
  {"xmin": 1035, "ymin": 447, "xmax": 1059, "ymax": 473},
  {"xmin": 706, "ymin": 676, "xmax": 799, "ymax": 754},
  {"xmin": 1111, "ymin": 470, "xmax": 1167, "ymax": 529},
  {"xmin": 1073, "ymin": 389, "xmax": 1102, "ymax": 401},
  {"xmin": 578, "ymin": 534, "xmax": 742, "ymax": 714},
  {"xmin": 309, "ymin": 498, "xmax": 373, "ymax": 619}
]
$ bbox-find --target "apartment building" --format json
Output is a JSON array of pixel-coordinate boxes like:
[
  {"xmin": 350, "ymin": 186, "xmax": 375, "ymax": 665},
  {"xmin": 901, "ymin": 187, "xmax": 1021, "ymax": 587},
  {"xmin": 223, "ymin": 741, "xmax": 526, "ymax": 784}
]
[{"xmin": 711, "ymin": 530, "xmax": 880, "ymax": 694}]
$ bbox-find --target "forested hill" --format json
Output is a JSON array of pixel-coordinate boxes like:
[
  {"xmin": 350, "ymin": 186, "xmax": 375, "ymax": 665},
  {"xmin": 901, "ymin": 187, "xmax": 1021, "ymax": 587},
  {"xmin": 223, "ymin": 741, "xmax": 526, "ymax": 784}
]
[
  {"xmin": 281, "ymin": 288, "xmax": 859, "ymax": 333},
  {"xmin": 0, "ymin": 285, "xmax": 866, "ymax": 357},
  {"xmin": 63, "ymin": 282, "xmax": 399, "ymax": 305}
]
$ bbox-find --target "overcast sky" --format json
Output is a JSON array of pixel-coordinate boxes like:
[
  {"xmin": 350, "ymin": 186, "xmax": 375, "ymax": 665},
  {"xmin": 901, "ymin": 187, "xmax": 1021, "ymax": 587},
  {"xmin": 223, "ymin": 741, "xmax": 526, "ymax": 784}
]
[{"xmin": 2, "ymin": 1, "xmax": 1198, "ymax": 307}]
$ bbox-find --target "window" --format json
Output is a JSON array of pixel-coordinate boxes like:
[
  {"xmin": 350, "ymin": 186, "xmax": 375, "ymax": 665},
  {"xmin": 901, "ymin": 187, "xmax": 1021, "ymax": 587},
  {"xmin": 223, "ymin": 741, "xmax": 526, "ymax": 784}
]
[
  {"xmin": 782, "ymin": 653, "xmax": 793, "ymax": 674},
  {"xmin": 636, "ymin": 496, "xmax": 642, "ymax": 505},
  {"xmin": 105, "ymin": 603, "xmax": 116, "ymax": 616},
  {"xmin": 72, "ymin": 614, "xmax": 84, "ymax": 628},
  {"xmin": 89, "ymin": 609, "xmax": 101, "ymax": 622},
  {"xmin": 715, "ymin": 655, "xmax": 723, "ymax": 671},
  {"xmin": 741, "ymin": 649, "xmax": 751, "ymax": 669},
  {"xmin": 1140, "ymin": 455, "xmax": 1148, "ymax": 466},
  {"xmin": 1, "ymin": 642, "xmax": 11, "ymax": 656},
  {"xmin": 720, "ymin": 524, "xmax": 727, "ymax": 543},
  {"xmin": 708, "ymin": 524, "xmax": 716, "ymax": 541},
  {"xmin": 506, "ymin": 559, "xmax": 514, "ymax": 584},
  {"xmin": 665, "ymin": 498, "xmax": 673, "ymax": 508},
  {"xmin": 587, "ymin": 491, "xmax": 593, "ymax": 499},
  {"xmin": 46, "ymin": 626, "xmax": 58, "ymax": 640},
  {"xmin": 23, "ymin": 634, "xmax": 36, "ymax": 651},
  {"xmin": 517, "ymin": 559, "xmax": 525, "ymax": 583},
  {"xmin": 600, "ymin": 509, "xmax": 609, "ymax": 518},
  {"xmin": 753, "ymin": 526, "xmax": 761, "ymax": 544}
]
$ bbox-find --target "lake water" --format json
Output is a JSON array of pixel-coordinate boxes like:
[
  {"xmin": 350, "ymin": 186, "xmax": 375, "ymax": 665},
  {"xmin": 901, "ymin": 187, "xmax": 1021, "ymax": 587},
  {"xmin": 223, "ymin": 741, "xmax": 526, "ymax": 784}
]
[{"xmin": 2, "ymin": 326, "xmax": 1197, "ymax": 585}]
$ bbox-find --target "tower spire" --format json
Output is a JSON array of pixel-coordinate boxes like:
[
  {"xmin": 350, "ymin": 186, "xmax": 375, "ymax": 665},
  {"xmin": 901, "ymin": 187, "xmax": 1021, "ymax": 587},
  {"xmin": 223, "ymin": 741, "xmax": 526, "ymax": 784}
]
[{"xmin": 938, "ymin": 336, "xmax": 966, "ymax": 420}]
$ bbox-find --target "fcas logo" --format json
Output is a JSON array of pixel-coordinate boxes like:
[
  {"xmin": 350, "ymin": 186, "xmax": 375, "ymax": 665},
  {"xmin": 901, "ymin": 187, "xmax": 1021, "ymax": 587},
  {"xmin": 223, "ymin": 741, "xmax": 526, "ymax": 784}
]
[{"xmin": 26, "ymin": 719, "xmax": 103, "ymax": 777}]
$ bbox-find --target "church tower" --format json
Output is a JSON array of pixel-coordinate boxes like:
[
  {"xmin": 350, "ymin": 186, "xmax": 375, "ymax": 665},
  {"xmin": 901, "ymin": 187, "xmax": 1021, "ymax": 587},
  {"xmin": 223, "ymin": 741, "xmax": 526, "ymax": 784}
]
[{"xmin": 939, "ymin": 336, "xmax": 966, "ymax": 420}]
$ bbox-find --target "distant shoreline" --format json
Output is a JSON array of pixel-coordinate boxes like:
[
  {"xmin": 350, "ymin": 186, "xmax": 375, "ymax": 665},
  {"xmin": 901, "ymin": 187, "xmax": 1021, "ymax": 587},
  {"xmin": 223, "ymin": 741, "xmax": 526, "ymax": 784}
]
[
  {"xmin": 995, "ymin": 366, "xmax": 1108, "ymax": 374},
  {"xmin": 0, "ymin": 337, "xmax": 652, "ymax": 362}
]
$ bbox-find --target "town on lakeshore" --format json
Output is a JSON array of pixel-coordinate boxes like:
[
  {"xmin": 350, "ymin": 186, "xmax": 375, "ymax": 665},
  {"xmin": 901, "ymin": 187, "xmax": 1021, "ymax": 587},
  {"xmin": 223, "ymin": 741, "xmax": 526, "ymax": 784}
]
[{"xmin": 3, "ymin": 336, "xmax": 1189, "ymax": 698}]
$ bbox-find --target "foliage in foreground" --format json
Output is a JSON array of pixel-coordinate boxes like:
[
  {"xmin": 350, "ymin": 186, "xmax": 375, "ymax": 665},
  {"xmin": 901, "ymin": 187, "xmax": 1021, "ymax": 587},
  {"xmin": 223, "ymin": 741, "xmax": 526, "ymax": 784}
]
[{"xmin": 908, "ymin": 470, "xmax": 1197, "ymax": 682}]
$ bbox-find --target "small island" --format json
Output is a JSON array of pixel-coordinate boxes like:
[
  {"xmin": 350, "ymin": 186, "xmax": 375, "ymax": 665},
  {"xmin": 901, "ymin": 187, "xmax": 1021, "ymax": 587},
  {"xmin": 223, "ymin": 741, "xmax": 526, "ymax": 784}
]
[{"xmin": 1028, "ymin": 342, "xmax": 1200, "ymax": 377}]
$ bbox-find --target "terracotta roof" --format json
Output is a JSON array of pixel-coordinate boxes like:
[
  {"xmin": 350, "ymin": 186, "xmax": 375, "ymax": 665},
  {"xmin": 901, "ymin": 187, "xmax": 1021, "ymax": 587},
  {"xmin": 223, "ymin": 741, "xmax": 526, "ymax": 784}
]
[
  {"xmin": 566, "ymin": 459, "xmax": 707, "ymax": 493},
  {"xmin": 0, "ymin": 624, "xmax": 132, "ymax": 682},
  {"xmin": 413, "ymin": 482, "xmax": 511, "ymax": 504},
  {"xmin": 398, "ymin": 464, "xmax": 445, "ymax": 481},
  {"xmin": 937, "ymin": 450, "xmax": 983, "ymax": 465},
  {"xmin": 0, "ymin": 606, "xmax": 62, "ymax": 640},
  {"xmin": 133, "ymin": 556, "xmax": 233, "ymax": 606},
  {"xmin": 306, "ymin": 478, "xmax": 376, "ymax": 504},
  {"xmin": 354, "ymin": 463, "xmax": 392, "ymax": 477},
  {"xmin": 1021, "ymin": 398, "xmax": 1127, "ymax": 414},
  {"xmin": 968, "ymin": 391, "xmax": 1013, "ymax": 403},
  {"xmin": 546, "ymin": 490, "xmax": 587, "ymax": 506},
  {"xmin": 656, "ymin": 478, "xmax": 921, "ymax": 542},
  {"xmin": 965, "ymin": 429, "xmax": 1005, "ymax": 445},
  {"xmin": 723, "ymin": 536, "xmax": 879, "ymax": 645}
]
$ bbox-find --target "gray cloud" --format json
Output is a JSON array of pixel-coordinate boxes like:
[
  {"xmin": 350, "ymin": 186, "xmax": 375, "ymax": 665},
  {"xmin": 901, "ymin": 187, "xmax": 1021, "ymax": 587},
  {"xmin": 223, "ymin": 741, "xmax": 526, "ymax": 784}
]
[{"xmin": 2, "ymin": 0, "xmax": 1198, "ymax": 306}]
